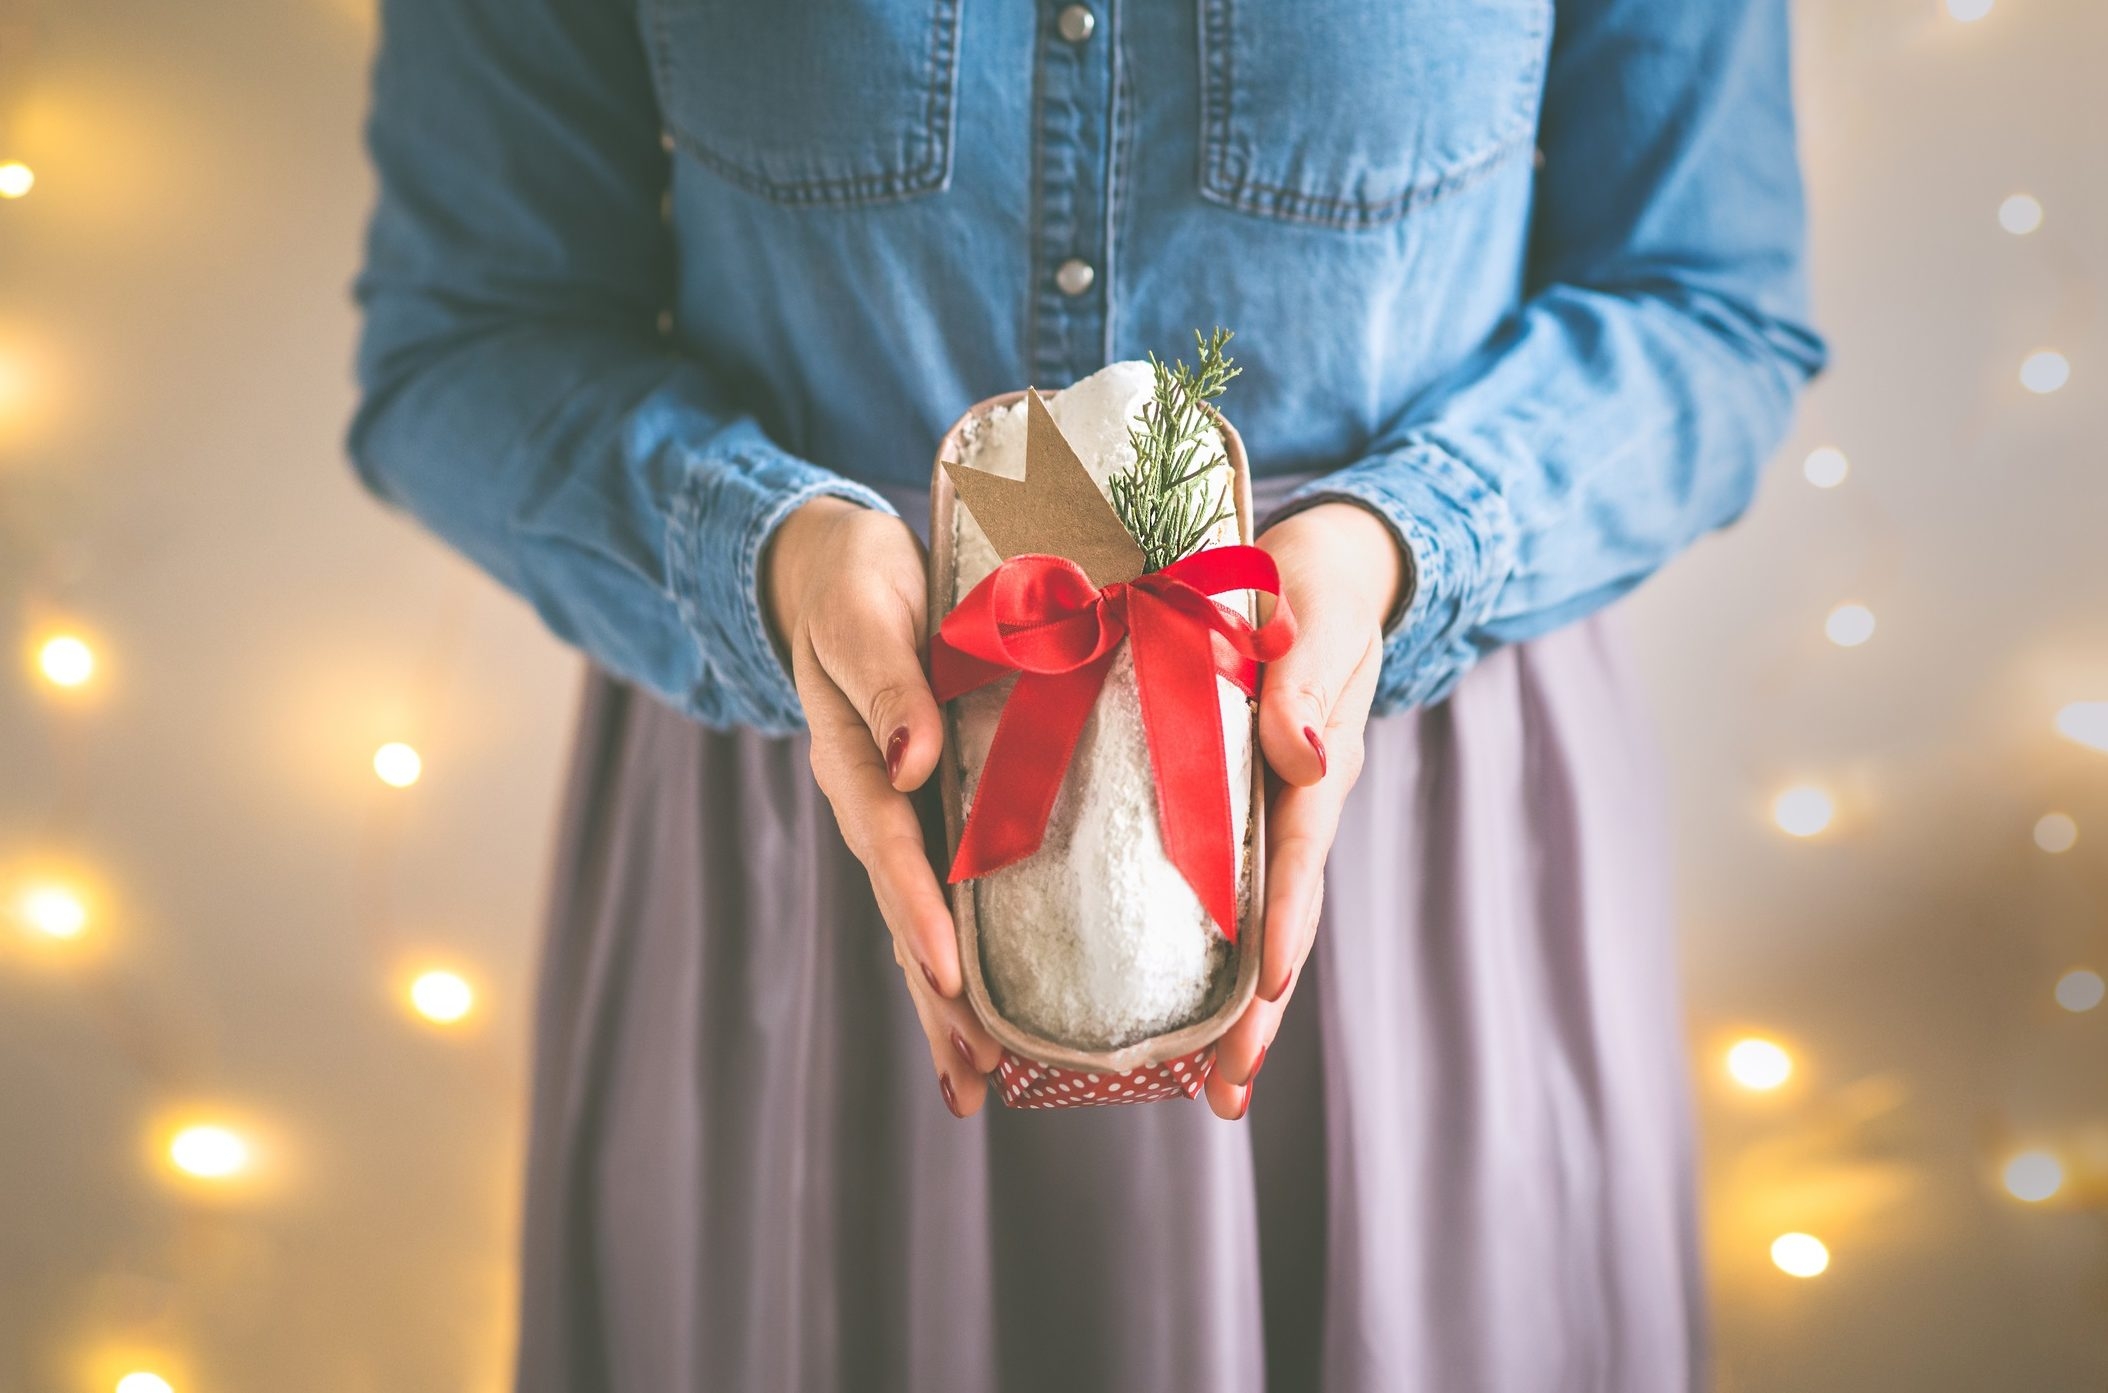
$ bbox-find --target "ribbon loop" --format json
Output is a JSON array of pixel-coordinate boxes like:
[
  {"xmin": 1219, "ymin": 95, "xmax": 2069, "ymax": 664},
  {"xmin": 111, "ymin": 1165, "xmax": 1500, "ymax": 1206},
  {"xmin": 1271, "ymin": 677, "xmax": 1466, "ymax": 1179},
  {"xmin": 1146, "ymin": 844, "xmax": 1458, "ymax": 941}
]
[{"xmin": 930, "ymin": 544, "xmax": 1296, "ymax": 942}]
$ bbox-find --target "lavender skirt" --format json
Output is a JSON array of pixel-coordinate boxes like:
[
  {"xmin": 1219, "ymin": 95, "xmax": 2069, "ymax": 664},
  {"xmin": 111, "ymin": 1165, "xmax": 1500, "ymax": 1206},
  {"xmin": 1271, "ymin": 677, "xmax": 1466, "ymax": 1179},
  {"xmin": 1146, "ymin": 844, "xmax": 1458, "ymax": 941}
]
[{"xmin": 514, "ymin": 486, "xmax": 1702, "ymax": 1392}]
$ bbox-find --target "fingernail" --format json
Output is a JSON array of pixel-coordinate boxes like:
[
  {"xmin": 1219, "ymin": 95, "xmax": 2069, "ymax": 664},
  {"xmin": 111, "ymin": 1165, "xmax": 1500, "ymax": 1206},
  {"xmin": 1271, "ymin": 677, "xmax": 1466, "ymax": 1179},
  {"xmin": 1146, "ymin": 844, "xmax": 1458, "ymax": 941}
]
[
  {"xmin": 922, "ymin": 961, "xmax": 944, "ymax": 996},
  {"xmin": 885, "ymin": 726, "xmax": 909, "ymax": 783},
  {"xmin": 950, "ymin": 1029, "xmax": 977, "ymax": 1073},
  {"xmin": 1304, "ymin": 726, "xmax": 1328, "ymax": 778},
  {"xmin": 940, "ymin": 1072, "xmax": 963, "ymax": 1118},
  {"xmin": 1235, "ymin": 1084, "xmax": 1254, "ymax": 1121},
  {"xmin": 1251, "ymin": 1045, "xmax": 1270, "ymax": 1083},
  {"xmin": 1258, "ymin": 971, "xmax": 1286, "ymax": 1003}
]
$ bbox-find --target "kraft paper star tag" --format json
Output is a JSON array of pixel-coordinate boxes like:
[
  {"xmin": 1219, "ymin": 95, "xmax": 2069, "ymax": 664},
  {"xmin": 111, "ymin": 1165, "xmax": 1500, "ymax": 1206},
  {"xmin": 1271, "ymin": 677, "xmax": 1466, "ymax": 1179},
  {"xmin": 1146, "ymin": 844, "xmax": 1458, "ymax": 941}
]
[{"xmin": 942, "ymin": 388, "xmax": 1147, "ymax": 588}]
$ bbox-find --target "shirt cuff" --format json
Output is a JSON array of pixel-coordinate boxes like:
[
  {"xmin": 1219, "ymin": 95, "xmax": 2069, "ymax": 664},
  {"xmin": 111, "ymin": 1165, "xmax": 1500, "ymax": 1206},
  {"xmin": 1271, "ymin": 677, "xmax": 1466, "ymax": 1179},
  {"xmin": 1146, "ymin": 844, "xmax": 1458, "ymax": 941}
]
[
  {"xmin": 667, "ymin": 428, "xmax": 897, "ymax": 734},
  {"xmin": 1270, "ymin": 441, "xmax": 1516, "ymax": 712}
]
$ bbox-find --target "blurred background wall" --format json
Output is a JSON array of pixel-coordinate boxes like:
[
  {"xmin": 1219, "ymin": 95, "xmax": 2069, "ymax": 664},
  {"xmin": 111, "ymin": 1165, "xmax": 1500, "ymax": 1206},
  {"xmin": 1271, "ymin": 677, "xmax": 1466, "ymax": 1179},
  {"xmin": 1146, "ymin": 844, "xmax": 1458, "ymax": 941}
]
[{"xmin": 1, "ymin": 0, "xmax": 2103, "ymax": 1388}]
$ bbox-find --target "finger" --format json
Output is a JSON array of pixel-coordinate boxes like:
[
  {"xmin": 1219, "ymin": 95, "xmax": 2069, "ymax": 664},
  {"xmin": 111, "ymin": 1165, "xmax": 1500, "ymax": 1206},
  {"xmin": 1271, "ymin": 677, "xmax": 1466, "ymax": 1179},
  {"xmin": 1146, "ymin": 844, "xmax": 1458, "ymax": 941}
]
[
  {"xmin": 1258, "ymin": 638, "xmax": 1378, "ymax": 1001},
  {"xmin": 1257, "ymin": 777, "xmax": 1347, "ymax": 1002},
  {"xmin": 1210, "ymin": 979, "xmax": 1288, "ymax": 1096},
  {"xmin": 898, "ymin": 935, "xmax": 1008, "ymax": 1073},
  {"xmin": 810, "ymin": 557, "xmax": 945, "ymax": 794},
  {"xmin": 898, "ymin": 951, "xmax": 990, "ymax": 1118},
  {"xmin": 1257, "ymin": 611, "xmax": 1370, "ymax": 789},
  {"xmin": 803, "ymin": 666, "xmax": 961, "ymax": 994}
]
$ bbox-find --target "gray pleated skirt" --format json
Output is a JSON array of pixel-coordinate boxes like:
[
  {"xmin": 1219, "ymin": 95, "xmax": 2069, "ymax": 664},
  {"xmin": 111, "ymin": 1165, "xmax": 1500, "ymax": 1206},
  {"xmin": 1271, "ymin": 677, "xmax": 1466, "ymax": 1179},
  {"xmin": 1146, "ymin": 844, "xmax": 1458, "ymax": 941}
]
[{"xmin": 513, "ymin": 536, "xmax": 1701, "ymax": 1393}]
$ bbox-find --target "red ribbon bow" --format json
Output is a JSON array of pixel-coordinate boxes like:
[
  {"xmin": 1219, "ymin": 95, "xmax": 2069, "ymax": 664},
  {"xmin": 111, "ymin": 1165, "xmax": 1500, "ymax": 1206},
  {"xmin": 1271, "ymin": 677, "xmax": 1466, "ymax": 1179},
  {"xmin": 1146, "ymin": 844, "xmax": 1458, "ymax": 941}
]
[{"xmin": 930, "ymin": 546, "xmax": 1296, "ymax": 941}]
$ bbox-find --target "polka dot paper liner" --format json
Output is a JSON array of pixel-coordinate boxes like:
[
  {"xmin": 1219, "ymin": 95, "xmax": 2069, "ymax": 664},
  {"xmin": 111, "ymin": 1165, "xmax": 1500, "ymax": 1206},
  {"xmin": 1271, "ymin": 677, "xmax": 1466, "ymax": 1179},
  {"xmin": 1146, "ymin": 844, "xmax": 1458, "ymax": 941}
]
[{"xmin": 994, "ymin": 1046, "xmax": 1216, "ymax": 1109}]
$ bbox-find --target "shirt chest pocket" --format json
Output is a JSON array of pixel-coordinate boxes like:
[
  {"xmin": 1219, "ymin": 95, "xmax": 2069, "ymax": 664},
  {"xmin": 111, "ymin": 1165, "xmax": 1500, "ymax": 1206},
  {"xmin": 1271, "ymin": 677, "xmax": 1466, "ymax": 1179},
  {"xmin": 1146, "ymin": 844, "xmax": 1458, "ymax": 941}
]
[
  {"xmin": 1199, "ymin": 0, "xmax": 1552, "ymax": 229},
  {"xmin": 643, "ymin": 0, "xmax": 962, "ymax": 207}
]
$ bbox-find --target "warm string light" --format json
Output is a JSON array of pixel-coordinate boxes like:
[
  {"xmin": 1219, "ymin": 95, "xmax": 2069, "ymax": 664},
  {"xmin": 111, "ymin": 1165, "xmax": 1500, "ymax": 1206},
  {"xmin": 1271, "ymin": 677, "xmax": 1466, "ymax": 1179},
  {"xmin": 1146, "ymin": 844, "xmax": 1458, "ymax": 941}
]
[
  {"xmin": 2002, "ymin": 1150, "xmax": 2063, "ymax": 1203},
  {"xmin": 167, "ymin": 1124, "xmax": 251, "ymax": 1180},
  {"xmin": 1998, "ymin": 193, "xmax": 2043, "ymax": 235},
  {"xmin": 37, "ymin": 633, "xmax": 96, "ymax": 688},
  {"xmin": 1824, "ymin": 604, "xmax": 1875, "ymax": 648},
  {"xmin": 1802, "ymin": 445, "xmax": 1849, "ymax": 488},
  {"xmin": 2054, "ymin": 702, "xmax": 2108, "ymax": 754},
  {"xmin": 372, "ymin": 741, "xmax": 423, "ymax": 788},
  {"xmin": 0, "ymin": 160, "xmax": 32, "ymax": 199},
  {"xmin": 1726, "ymin": 1038, "xmax": 1794, "ymax": 1091},
  {"xmin": 409, "ymin": 969, "xmax": 475, "ymax": 1025},
  {"xmin": 2019, "ymin": 350, "xmax": 2070, "ymax": 395},
  {"xmin": 1770, "ymin": 1232, "xmax": 1830, "ymax": 1278},
  {"xmin": 1770, "ymin": 785, "xmax": 1835, "ymax": 838},
  {"xmin": 116, "ymin": 1375, "xmax": 175, "ymax": 1393},
  {"xmin": 2032, "ymin": 813, "xmax": 2077, "ymax": 854},
  {"xmin": 17, "ymin": 882, "xmax": 90, "ymax": 939},
  {"xmin": 2055, "ymin": 970, "xmax": 2103, "ymax": 1014}
]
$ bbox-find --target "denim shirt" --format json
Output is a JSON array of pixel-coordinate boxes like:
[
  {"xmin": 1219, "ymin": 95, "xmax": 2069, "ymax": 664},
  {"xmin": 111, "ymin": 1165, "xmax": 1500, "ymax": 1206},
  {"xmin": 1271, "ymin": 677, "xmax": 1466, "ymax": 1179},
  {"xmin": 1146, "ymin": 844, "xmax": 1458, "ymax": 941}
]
[{"xmin": 351, "ymin": 0, "xmax": 1824, "ymax": 735}]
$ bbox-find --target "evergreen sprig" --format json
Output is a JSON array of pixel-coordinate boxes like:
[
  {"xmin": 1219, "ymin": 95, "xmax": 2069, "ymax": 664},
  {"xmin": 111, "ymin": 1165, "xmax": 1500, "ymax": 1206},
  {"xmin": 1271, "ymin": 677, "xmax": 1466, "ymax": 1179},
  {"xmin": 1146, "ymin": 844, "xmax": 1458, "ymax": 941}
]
[{"xmin": 1109, "ymin": 327, "xmax": 1241, "ymax": 573}]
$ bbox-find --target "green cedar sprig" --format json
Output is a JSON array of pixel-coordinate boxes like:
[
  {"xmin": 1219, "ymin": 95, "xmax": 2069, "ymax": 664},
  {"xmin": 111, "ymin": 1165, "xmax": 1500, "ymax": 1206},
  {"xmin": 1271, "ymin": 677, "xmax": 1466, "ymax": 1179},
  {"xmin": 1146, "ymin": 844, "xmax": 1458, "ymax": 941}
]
[{"xmin": 1109, "ymin": 327, "xmax": 1241, "ymax": 573}]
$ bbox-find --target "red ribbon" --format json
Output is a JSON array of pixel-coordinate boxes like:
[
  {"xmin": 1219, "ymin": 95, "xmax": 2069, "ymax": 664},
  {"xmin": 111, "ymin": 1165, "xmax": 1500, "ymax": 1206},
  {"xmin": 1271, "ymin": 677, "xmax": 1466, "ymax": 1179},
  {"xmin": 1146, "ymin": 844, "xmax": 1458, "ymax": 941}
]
[{"xmin": 930, "ymin": 547, "xmax": 1295, "ymax": 941}]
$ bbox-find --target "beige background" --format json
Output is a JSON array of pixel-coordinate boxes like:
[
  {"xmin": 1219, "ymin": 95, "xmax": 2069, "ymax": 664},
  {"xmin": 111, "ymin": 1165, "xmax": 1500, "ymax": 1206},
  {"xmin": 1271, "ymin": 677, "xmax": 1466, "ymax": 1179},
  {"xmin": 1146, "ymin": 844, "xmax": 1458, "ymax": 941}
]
[{"xmin": 1, "ymin": 0, "xmax": 2103, "ymax": 1388}]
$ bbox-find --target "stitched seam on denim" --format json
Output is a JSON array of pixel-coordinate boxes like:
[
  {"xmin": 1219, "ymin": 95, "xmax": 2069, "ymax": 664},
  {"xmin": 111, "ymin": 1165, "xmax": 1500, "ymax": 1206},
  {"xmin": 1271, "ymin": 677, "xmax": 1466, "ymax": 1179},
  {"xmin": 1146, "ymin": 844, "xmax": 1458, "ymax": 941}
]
[
  {"xmin": 1026, "ymin": 7, "xmax": 1049, "ymax": 379},
  {"xmin": 649, "ymin": 0, "xmax": 960, "ymax": 208},
  {"xmin": 1202, "ymin": 131, "xmax": 1536, "ymax": 229},
  {"xmin": 1196, "ymin": 0, "xmax": 1234, "ymax": 196},
  {"xmin": 1104, "ymin": 0, "xmax": 1134, "ymax": 365},
  {"xmin": 1194, "ymin": 0, "xmax": 1551, "ymax": 230}
]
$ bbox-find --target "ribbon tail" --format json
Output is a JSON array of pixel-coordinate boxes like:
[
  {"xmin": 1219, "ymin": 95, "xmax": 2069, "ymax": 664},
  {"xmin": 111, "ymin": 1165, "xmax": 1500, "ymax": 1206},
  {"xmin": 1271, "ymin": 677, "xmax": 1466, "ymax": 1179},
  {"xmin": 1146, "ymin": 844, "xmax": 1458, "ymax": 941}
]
[
  {"xmin": 1128, "ymin": 592, "xmax": 1241, "ymax": 942},
  {"xmin": 948, "ymin": 654, "xmax": 1115, "ymax": 883}
]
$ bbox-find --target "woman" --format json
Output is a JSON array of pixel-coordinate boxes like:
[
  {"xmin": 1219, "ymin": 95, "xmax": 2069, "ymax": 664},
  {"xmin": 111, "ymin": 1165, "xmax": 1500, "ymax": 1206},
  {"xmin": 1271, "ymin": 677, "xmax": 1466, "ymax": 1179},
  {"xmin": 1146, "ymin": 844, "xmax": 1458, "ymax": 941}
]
[{"xmin": 352, "ymin": 0, "xmax": 1822, "ymax": 1388}]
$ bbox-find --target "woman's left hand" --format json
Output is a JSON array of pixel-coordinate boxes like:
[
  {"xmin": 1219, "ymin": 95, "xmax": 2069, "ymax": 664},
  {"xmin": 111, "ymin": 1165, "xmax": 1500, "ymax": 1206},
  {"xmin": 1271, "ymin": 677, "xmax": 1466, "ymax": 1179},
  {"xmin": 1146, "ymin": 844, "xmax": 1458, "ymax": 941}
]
[{"xmin": 1206, "ymin": 502, "xmax": 1404, "ymax": 1120}]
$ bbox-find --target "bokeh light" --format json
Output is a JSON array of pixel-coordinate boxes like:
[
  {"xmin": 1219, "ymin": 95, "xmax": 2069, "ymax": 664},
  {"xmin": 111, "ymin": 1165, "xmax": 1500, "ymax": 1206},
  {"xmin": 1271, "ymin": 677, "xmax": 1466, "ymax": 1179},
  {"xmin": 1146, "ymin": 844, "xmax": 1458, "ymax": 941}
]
[
  {"xmin": 37, "ymin": 634, "xmax": 96, "ymax": 688},
  {"xmin": 1726, "ymin": 1038, "xmax": 1793, "ymax": 1091},
  {"xmin": 1771, "ymin": 1232, "xmax": 1830, "ymax": 1278},
  {"xmin": 1802, "ymin": 445, "xmax": 1849, "ymax": 488},
  {"xmin": 1944, "ymin": 0, "xmax": 1993, "ymax": 20},
  {"xmin": 372, "ymin": 741, "xmax": 422, "ymax": 788},
  {"xmin": 1771, "ymin": 785, "xmax": 1835, "ymax": 838},
  {"xmin": 2019, "ymin": 350, "xmax": 2070, "ymax": 395},
  {"xmin": 116, "ymin": 1375, "xmax": 175, "ymax": 1393},
  {"xmin": 0, "ymin": 161, "xmax": 33, "ymax": 199},
  {"xmin": 2056, "ymin": 702, "xmax": 2108, "ymax": 753},
  {"xmin": 2002, "ymin": 1150, "xmax": 2062, "ymax": 1203},
  {"xmin": 17, "ymin": 883, "xmax": 89, "ymax": 939},
  {"xmin": 1997, "ymin": 193, "xmax": 2042, "ymax": 234},
  {"xmin": 2033, "ymin": 813, "xmax": 2077, "ymax": 853},
  {"xmin": 168, "ymin": 1124, "xmax": 251, "ymax": 1180},
  {"xmin": 409, "ymin": 969, "xmax": 475, "ymax": 1025},
  {"xmin": 2055, "ymin": 969, "xmax": 2104, "ymax": 1014},
  {"xmin": 1825, "ymin": 604, "xmax": 1876, "ymax": 648}
]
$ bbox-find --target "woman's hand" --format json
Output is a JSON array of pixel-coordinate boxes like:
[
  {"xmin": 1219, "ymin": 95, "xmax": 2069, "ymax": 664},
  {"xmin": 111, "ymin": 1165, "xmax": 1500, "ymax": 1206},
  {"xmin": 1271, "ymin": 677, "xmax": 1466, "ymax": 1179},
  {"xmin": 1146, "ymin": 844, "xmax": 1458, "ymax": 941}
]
[
  {"xmin": 765, "ymin": 497, "xmax": 1004, "ymax": 1117},
  {"xmin": 1205, "ymin": 502, "xmax": 1404, "ymax": 1119}
]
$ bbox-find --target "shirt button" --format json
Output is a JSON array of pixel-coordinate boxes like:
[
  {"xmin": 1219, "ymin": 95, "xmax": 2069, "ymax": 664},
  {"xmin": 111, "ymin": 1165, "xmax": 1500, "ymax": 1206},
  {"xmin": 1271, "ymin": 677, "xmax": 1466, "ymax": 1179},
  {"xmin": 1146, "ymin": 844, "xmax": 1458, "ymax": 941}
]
[
  {"xmin": 1057, "ymin": 4, "xmax": 1096, "ymax": 43},
  {"xmin": 1055, "ymin": 258, "xmax": 1096, "ymax": 296}
]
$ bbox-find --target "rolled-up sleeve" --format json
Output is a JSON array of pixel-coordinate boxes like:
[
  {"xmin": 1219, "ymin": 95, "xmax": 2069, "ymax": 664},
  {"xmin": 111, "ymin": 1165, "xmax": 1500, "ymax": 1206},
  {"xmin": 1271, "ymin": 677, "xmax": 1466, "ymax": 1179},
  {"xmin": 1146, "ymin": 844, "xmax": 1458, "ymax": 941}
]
[
  {"xmin": 1277, "ymin": 0, "xmax": 1827, "ymax": 712},
  {"xmin": 348, "ymin": 0, "xmax": 886, "ymax": 733}
]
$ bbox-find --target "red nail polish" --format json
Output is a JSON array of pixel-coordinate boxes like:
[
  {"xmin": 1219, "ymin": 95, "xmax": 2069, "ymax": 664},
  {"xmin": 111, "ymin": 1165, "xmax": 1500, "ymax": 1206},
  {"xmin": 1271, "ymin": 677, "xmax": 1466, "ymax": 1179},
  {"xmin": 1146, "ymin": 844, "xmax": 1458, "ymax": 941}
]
[
  {"xmin": 951, "ymin": 1029, "xmax": 976, "ymax": 1072},
  {"xmin": 885, "ymin": 727, "xmax": 909, "ymax": 782},
  {"xmin": 922, "ymin": 961, "xmax": 944, "ymax": 996},
  {"xmin": 1236, "ymin": 1084, "xmax": 1253, "ymax": 1121},
  {"xmin": 940, "ymin": 1072, "xmax": 963, "ymax": 1117},
  {"xmin": 1251, "ymin": 1045, "xmax": 1269, "ymax": 1083},
  {"xmin": 1304, "ymin": 726, "xmax": 1328, "ymax": 778}
]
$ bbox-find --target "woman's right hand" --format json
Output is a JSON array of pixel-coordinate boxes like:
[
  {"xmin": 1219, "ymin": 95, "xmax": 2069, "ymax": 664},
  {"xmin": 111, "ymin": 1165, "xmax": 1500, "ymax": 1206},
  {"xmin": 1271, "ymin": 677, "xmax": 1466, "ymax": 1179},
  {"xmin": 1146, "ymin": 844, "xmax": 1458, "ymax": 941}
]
[{"xmin": 764, "ymin": 496, "xmax": 1004, "ymax": 1118}]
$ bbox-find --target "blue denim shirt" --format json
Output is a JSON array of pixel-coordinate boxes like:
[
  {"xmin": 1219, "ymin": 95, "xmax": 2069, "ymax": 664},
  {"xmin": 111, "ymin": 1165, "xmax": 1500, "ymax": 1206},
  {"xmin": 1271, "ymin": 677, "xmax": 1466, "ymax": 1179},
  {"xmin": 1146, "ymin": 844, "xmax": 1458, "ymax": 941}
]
[{"xmin": 351, "ymin": 0, "xmax": 1824, "ymax": 735}]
